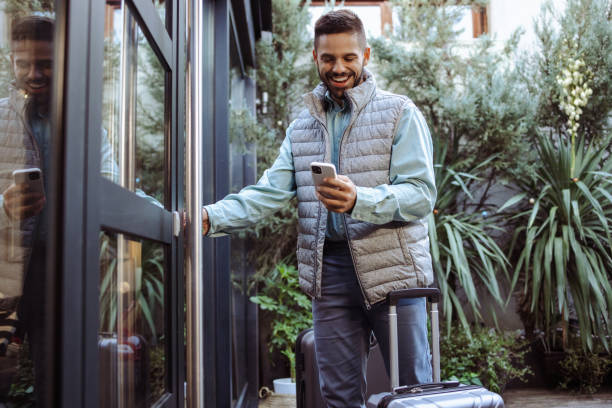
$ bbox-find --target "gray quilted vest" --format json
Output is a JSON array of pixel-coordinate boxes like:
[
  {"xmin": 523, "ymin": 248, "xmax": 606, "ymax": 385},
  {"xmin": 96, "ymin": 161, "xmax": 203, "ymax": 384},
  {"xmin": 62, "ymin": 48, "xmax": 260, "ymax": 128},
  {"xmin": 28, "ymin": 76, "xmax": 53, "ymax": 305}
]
[
  {"xmin": 290, "ymin": 73, "xmax": 433, "ymax": 306},
  {"xmin": 0, "ymin": 88, "xmax": 39, "ymax": 300}
]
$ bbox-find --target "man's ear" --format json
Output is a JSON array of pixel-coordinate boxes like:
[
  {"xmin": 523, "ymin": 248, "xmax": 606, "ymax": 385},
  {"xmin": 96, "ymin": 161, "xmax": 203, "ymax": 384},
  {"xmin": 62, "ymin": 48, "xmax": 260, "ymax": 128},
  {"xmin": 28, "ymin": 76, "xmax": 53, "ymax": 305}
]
[
  {"xmin": 363, "ymin": 46, "xmax": 371, "ymax": 67},
  {"xmin": 312, "ymin": 49, "xmax": 317, "ymax": 62}
]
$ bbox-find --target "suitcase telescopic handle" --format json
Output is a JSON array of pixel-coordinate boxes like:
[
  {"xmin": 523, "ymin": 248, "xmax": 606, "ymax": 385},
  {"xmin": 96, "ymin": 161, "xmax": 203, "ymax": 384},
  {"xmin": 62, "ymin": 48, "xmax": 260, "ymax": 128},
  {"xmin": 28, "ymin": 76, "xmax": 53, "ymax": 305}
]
[
  {"xmin": 386, "ymin": 288, "xmax": 441, "ymax": 391},
  {"xmin": 387, "ymin": 288, "xmax": 441, "ymax": 305}
]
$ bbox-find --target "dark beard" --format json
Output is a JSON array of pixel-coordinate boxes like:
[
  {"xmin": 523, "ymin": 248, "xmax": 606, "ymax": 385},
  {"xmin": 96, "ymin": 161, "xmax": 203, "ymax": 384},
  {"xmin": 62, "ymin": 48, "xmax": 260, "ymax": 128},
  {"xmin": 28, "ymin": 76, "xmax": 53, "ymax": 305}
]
[
  {"xmin": 24, "ymin": 93, "xmax": 50, "ymax": 117},
  {"xmin": 318, "ymin": 67, "xmax": 365, "ymax": 91}
]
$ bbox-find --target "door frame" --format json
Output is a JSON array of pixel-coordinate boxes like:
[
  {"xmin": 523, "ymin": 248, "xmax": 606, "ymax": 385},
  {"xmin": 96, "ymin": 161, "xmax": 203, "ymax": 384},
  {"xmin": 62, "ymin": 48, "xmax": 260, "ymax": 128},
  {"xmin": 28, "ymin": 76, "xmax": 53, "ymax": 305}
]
[{"xmin": 52, "ymin": 0, "xmax": 186, "ymax": 406}]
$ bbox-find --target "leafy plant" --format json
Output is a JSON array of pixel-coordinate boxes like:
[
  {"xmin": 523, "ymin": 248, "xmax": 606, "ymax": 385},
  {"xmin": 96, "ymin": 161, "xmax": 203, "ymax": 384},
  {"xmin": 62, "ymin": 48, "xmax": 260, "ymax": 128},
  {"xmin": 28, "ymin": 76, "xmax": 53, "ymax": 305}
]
[
  {"xmin": 558, "ymin": 349, "xmax": 612, "ymax": 394},
  {"xmin": 504, "ymin": 132, "xmax": 612, "ymax": 352},
  {"xmin": 373, "ymin": 0, "xmax": 537, "ymax": 180},
  {"xmin": 7, "ymin": 341, "xmax": 36, "ymax": 407},
  {"xmin": 526, "ymin": 0, "xmax": 612, "ymax": 142},
  {"xmin": 99, "ymin": 233, "xmax": 165, "ymax": 341},
  {"xmin": 249, "ymin": 263, "xmax": 312, "ymax": 381},
  {"xmin": 440, "ymin": 325, "xmax": 533, "ymax": 394},
  {"xmin": 430, "ymin": 146, "xmax": 510, "ymax": 335}
]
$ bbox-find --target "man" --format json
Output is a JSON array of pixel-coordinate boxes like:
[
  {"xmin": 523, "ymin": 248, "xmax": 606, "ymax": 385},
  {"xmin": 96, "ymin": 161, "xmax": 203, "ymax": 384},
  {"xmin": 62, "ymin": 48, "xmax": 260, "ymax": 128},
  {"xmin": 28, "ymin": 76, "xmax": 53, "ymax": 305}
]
[
  {"xmin": 0, "ymin": 16, "xmax": 56, "ymax": 404},
  {"xmin": 203, "ymin": 10, "xmax": 436, "ymax": 408}
]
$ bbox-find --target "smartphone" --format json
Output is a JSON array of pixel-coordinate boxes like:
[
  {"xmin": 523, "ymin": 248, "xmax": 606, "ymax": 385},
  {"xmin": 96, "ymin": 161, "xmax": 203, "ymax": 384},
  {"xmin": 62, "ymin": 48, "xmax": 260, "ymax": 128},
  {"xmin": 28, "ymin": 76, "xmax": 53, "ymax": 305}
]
[
  {"xmin": 12, "ymin": 168, "xmax": 44, "ymax": 195},
  {"xmin": 310, "ymin": 162, "xmax": 337, "ymax": 187}
]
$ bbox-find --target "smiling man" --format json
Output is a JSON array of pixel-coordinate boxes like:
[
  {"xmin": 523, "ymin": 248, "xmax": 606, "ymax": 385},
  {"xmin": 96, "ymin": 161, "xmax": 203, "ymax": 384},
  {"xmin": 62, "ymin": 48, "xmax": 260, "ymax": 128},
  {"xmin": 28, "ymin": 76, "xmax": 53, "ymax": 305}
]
[
  {"xmin": 0, "ymin": 16, "xmax": 55, "ymax": 405},
  {"xmin": 202, "ymin": 10, "xmax": 436, "ymax": 407}
]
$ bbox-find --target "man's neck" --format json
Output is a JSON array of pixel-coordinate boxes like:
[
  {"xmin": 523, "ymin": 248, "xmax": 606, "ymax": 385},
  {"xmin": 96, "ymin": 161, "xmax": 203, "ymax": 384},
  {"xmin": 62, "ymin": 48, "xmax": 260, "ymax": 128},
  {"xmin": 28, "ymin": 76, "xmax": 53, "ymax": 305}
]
[{"xmin": 330, "ymin": 93, "xmax": 345, "ymax": 107}]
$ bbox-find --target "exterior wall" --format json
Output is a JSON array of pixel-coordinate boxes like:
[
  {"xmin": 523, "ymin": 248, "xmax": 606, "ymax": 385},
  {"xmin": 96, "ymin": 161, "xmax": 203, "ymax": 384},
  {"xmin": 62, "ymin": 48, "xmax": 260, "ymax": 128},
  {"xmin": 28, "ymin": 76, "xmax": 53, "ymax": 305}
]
[{"xmin": 488, "ymin": 0, "xmax": 558, "ymax": 49}]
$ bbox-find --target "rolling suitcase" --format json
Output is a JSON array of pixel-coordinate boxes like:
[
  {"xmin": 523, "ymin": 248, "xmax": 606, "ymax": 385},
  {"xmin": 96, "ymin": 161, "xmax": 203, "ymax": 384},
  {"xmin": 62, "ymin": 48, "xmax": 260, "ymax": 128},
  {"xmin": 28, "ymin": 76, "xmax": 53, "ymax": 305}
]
[
  {"xmin": 367, "ymin": 288, "xmax": 505, "ymax": 408},
  {"xmin": 296, "ymin": 329, "xmax": 390, "ymax": 408}
]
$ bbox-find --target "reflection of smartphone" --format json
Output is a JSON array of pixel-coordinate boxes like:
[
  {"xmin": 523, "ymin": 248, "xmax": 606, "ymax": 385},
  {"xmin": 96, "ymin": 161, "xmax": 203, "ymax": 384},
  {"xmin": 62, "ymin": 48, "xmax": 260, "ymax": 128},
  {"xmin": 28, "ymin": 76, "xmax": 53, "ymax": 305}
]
[
  {"xmin": 12, "ymin": 168, "xmax": 44, "ymax": 195},
  {"xmin": 310, "ymin": 162, "xmax": 337, "ymax": 187}
]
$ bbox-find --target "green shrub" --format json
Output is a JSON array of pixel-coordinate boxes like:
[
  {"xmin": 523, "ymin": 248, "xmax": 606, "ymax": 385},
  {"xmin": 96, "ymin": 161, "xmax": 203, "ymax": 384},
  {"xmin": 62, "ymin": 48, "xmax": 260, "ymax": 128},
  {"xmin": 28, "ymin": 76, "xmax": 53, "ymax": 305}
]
[
  {"xmin": 7, "ymin": 341, "xmax": 36, "ymax": 408},
  {"xmin": 250, "ymin": 263, "xmax": 312, "ymax": 381},
  {"xmin": 430, "ymin": 148, "xmax": 510, "ymax": 334},
  {"xmin": 559, "ymin": 350, "xmax": 612, "ymax": 394},
  {"xmin": 440, "ymin": 325, "xmax": 532, "ymax": 393}
]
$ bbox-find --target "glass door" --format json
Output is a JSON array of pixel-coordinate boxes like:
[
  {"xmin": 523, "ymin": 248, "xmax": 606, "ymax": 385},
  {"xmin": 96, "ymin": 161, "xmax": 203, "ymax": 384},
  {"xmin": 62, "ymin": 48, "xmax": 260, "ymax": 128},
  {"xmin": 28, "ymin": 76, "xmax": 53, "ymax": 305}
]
[{"xmin": 95, "ymin": 0, "xmax": 184, "ymax": 407}]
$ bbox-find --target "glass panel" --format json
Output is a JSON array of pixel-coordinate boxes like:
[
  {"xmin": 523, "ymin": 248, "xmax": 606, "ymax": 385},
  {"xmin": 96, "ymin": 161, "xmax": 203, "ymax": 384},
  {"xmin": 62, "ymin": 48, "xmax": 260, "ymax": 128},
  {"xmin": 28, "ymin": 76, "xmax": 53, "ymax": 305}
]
[
  {"xmin": 103, "ymin": 1, "xmax": 167, "ymax": 206},
  {"xmin": 0, "ymin": 3, "xmax": 56, "ymax": 406},
  {"xmin": 153, "ymin": 0, "xmax": 168, "ymax": 32},
  {"xmin": 99, "ymin": 231, "xmax": 167, "ymax": 407},
  {"xmin": 229, "ymin": 63, "xmax": 251, "ymax": 404}
]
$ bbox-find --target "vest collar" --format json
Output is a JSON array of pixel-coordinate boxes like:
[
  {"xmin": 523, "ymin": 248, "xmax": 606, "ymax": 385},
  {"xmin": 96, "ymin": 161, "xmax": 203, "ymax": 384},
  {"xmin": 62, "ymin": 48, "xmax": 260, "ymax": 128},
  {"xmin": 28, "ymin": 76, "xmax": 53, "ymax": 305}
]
[
  {"xmin": 303, "ymin": 68, "xmax": 376, "ymax": 126},
  {"xmin": 7, "ymin": 84, "xmax": 27, "ymax": 114}
]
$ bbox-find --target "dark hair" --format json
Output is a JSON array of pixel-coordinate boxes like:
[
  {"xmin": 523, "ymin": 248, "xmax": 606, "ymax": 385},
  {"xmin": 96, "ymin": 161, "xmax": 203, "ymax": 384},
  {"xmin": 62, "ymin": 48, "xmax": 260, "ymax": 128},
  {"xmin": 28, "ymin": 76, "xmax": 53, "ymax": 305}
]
[
  {"xmin": 11, "ymin": 16, "xmax": 54, "ymax": 44},
  {"xmin": 314, "ymin": 9, "xmax": 366, "ymax": 49}
]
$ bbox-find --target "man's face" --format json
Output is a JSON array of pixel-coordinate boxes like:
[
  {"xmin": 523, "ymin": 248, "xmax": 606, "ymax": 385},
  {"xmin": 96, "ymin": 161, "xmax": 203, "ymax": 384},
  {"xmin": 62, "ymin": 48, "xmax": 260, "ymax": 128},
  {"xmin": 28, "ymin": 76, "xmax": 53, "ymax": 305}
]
[
  {"xmin": 11, "ymin": 40, "xmax": 53, "ymax": 103},
  {"xmin": 313, "ymin": 32, "xmax": 370, "ymax": 103}
]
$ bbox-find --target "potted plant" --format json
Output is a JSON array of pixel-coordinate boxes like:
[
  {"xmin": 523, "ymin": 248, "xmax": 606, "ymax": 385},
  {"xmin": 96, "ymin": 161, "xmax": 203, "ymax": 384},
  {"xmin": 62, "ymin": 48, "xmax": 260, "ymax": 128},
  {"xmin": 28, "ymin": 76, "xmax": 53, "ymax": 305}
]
[{"xmin": 250, "ymin": 263, "xmax": 312, "ymax": 394}]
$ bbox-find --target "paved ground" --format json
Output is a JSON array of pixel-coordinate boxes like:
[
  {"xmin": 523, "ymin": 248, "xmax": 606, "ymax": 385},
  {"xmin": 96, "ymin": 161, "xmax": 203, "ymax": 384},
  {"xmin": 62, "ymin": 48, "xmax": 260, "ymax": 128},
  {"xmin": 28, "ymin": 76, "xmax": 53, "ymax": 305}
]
[
  {"xmin": 258, "ymin": 388, "xmax": 612, "ymax": 407},
  {"xmin": 504, "ymin": 388, "xmax": 612, "ymax": 408}
]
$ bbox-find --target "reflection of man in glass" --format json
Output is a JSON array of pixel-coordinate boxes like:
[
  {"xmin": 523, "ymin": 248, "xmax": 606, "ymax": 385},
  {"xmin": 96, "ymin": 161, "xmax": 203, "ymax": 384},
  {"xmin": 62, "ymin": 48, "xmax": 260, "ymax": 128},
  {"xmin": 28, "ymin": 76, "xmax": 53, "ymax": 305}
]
[{"xmin": 0, "ymin": 15, "xmax": 54, "ymax": 405}]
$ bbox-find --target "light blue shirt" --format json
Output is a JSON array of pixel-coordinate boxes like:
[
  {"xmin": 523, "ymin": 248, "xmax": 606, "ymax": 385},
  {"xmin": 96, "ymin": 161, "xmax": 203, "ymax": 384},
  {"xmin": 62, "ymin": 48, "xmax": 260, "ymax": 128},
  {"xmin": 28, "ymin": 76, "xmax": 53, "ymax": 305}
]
[{"xmin": 205, "ymin": 93, "xmax": 436, "ymax": 238}]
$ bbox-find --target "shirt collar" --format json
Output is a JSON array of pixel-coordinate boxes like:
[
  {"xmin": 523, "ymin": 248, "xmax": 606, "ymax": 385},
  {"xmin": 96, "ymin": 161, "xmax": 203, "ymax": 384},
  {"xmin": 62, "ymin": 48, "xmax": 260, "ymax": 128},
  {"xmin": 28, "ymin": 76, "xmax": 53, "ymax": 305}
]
[{"xmin": 324, "ymin": 91, "xmax": 349, "ymax": 113}]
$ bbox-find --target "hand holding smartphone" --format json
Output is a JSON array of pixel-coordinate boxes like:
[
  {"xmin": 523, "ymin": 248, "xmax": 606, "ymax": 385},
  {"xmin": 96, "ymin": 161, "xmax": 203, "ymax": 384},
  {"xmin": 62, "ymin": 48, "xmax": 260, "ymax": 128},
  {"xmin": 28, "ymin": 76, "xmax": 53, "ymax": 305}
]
[
  {"xmin": 310, "ymin": 162, "xmax": 357, "ymax": 213},
  {"xmin": 12, "ymin": 168, "xmax": 44, "ymax": 195},
  {"xmin": 2, "ymin": 168, "xmax": 46, "ymax": 220},
  {"xmin": 310, "ymin": 162, "xmax": 337, "ymax": 186}
]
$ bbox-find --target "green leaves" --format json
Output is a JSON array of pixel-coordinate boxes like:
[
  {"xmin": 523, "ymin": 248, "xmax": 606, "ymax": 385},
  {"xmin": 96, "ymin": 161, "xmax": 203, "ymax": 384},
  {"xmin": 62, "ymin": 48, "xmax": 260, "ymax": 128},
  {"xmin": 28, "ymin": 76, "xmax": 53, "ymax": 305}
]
[
  {"xmin": 99, "ymin": 234, "xmax": 165, "ymax": 340},
  {"xmin": 430, "ymin": 150, "xmax": 510, "ymax": 336},
  {"xmin": 509, "ymin": 132, "xmax": 612, "ymax": 352},
  {"xmin": 373, "ymin": 1, "xmax": 537, "ymax": 179},
  {"xmin": 440, "ymin": 324, "xmax": 533, "ymax": 393},
  {"xmin": 250, "ymin": 263, "xmax": 312, "ymax": 380}
]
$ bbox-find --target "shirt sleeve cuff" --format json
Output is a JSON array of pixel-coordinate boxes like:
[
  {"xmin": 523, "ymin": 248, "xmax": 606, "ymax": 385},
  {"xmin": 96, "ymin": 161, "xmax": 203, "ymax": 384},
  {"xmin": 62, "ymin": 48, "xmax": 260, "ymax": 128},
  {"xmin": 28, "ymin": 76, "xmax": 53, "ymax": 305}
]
[
  {"xmin": 203, "ymin": 204, "xmax": 228, "ymax": 237},
  {"xmin": 349, "ymin": 186, "xmax": 377, "ymax": 223}
]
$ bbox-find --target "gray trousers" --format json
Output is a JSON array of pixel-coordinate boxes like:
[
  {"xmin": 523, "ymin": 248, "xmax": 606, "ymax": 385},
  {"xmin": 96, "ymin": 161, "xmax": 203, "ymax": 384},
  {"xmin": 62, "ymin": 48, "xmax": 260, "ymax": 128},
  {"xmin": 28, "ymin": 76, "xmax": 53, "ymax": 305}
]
[{"xmin": 312, "ymin": 241, "xmax": 431, "ymax": 408}]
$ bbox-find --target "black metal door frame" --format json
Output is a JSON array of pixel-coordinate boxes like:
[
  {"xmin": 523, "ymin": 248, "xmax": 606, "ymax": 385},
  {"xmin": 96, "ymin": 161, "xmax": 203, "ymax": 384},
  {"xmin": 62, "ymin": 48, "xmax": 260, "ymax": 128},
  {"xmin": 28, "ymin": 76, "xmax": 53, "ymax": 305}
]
[{"xmin": 52, "ymin": 0, "xmax": 186, "ymax": 406}]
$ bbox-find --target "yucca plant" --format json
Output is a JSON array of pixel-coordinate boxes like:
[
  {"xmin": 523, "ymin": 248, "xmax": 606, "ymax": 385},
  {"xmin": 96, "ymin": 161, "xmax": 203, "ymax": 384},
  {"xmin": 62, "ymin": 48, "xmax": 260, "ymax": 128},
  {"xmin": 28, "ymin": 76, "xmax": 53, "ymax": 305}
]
[
  {"xmin": 430, "ymin": 146, "xmax": 510, "ymax": 335},
  {"xmin": 503, "ymin": 133, "xmax": 612, "ymax": 352}
]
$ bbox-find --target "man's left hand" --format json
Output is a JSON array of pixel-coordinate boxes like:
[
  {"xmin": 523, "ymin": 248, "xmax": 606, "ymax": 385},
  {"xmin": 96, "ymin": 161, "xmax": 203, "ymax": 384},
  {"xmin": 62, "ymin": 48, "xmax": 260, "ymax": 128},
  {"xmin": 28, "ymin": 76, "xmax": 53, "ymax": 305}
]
[{"xmin": 315, "ymin": 175, "xmax": 357, "ymax": 213}]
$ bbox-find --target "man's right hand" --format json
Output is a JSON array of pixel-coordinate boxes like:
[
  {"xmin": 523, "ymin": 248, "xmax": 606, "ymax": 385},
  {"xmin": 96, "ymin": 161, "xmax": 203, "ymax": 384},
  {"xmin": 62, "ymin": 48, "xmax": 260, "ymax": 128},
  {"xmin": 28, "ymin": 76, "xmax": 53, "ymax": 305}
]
[
  {"xmin": 202, "ymin": 207, "xmax": 210, "ymax": 236},
  {"xmin": 2, "ymin": 183, "xmax": 46, "ymax": 220}
]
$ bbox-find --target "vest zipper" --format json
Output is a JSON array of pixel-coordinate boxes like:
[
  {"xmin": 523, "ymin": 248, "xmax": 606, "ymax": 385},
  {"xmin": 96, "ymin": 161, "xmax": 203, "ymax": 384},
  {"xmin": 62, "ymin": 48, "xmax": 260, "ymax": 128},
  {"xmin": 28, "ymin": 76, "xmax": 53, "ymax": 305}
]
[
  {"xmin": 342, "ymin": 214, "xmax": 371, "ymax": 310},
  {"xmin": 338, "ymin": 96, "xmax": 371, "ymax": 310}
]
